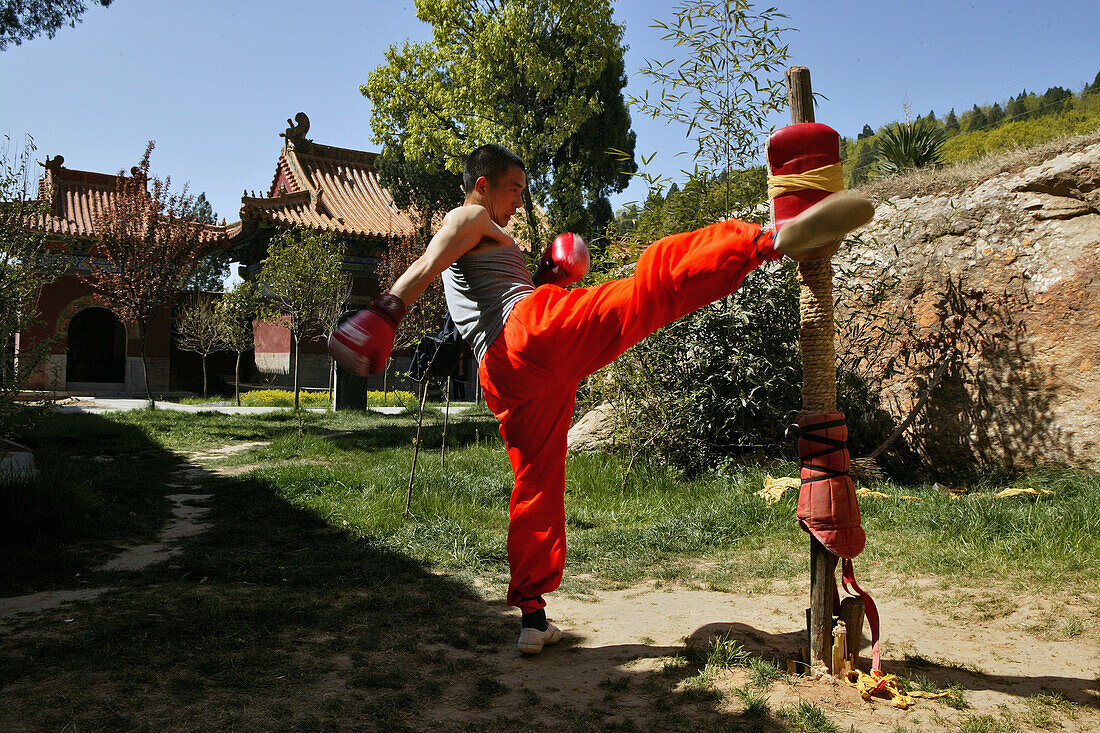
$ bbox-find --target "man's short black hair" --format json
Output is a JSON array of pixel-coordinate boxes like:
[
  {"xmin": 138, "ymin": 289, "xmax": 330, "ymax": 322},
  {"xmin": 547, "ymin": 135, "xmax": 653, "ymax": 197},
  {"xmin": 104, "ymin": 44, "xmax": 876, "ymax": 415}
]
[{"xmin": 463, "ymin": 144, "xmax": 525, "ymax": 193}]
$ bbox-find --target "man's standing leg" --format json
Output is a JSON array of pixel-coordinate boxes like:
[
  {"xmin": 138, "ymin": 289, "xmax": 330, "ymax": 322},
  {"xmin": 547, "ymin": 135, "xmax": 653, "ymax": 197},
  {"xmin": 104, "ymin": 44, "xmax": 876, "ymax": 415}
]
[{"xmin": 479, "ymin": 353, "xmax": 575, "ymax": 653}]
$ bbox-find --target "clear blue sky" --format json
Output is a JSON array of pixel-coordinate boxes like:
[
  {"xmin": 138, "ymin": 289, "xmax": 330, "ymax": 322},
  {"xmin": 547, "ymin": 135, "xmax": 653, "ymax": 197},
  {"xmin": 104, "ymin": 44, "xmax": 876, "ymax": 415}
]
[{"xmin": 3, "ymin": 0, "xmax": 1098, "ymax": 223}]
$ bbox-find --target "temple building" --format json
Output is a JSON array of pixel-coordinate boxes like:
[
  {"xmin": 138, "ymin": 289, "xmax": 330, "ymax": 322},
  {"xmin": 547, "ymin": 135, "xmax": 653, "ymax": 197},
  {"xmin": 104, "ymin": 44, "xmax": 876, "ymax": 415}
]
[
  {"xmin": 226, "ymin": 112, "xmax": 423, "ymax": 391},
  {"xmin": 13, "ymin": 112, "xmax": 470, "ymax": 399},
  {"xmin": 18, "ymin": 156, "xmax": 230, "ymax": 394}
]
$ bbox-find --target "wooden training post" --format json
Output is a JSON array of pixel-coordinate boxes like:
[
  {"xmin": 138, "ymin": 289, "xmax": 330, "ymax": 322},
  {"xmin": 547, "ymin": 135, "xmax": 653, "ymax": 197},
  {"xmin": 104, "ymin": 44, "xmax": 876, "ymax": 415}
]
[{"xmin": 786, "ymin": 66, "xmax": 842, "ymax": 675}]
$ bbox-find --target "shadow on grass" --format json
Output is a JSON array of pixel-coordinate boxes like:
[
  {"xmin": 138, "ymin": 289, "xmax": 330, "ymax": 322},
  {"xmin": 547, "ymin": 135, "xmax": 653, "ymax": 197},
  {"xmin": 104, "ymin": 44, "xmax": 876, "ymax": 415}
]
[
  {"xmin": 0, "ymin": 410, "xmax": 798, "ymax": 732},
  {"xmin": 0, "ymin": 411, "xmax": 184, "ymax": 595}
]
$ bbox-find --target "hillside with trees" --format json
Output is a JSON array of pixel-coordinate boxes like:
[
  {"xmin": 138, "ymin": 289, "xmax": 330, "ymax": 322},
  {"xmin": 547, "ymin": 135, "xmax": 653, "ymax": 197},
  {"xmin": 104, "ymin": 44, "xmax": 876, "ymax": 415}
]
[{"xmin": 843, "ymin": 71, "xmax": 1100, "ymax": 186}]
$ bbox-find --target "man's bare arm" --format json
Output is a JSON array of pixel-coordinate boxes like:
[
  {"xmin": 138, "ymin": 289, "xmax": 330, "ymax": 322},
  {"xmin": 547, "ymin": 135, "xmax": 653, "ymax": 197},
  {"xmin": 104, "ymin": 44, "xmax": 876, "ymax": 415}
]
[{"xmin": 388, "ymin": 205, "xmax": 514, "ymax": 306}]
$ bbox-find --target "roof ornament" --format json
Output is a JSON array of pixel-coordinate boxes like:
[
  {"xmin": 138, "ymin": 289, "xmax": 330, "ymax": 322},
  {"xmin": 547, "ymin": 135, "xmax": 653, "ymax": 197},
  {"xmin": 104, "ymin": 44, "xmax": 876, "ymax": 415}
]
[
  {"xmin": 281, "ymin": 112, "xmax": 311, "ymax": 150},
  {"xmin": 40, "ymin": 155, "xmax": 65, "ymax": 172}
]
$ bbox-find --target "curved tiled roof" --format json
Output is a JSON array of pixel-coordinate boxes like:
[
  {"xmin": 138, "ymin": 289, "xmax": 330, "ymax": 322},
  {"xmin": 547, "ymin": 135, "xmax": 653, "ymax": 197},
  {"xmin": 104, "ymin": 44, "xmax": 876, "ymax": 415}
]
[
  {"xmin": 29, "ymin": 163, "xmax": 227, "ymax": 243},
  {"xmin": 240, "ymin": 138, "xmax": 421, "ymax": 241}
]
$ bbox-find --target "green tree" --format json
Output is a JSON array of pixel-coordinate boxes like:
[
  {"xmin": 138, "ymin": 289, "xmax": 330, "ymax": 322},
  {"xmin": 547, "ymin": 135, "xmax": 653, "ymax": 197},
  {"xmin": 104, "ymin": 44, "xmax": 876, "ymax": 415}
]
[
  {"xmin": 857, "ymin": 124, "xmax": 875, "ymax": 140},
  {"xmin": 1041, "ymin": 86, "xmax": 1072, "ymax": 115},
  {"xmin": 0, "ymin": 135, "xmax": 56, "ymax": 436},
  {"xmin": 182, "ymin": 192, "xmax": 230, "ymax": 293},
  {"xmin": 987, "ymin": 102, "xmax": 1005, "ymax": 126},
  {"xmin": 944, "ymin": 108, "xmax": 959, "ymax": 131},
  {"xmin": 848, "ymin": 140, "xmax": 876, "ymax": 187},
  {"xmin": 216, "ymin": 280, "xmax": 260, "ymax": 407},
  {"xmin": 546, "ymin": 53, "xmax": 637, "ymax": 249},
  {"xmin": 256, "ymin": 229, "xmax": 348, "ymax": 412},
  {"xmin": 967, "ymin": 104, "xmax": 989, "ymax": 131},
  {"xmin": 363, "ymin": 0, "xmax": 636, "ymax": 247},
  {"xmin": 0, "ymin": 0, "xmax": 112, "ymax": 50},
  {"xmin": 1006, "ymin": 94, "xmax": 1027, "ymax": 120},
  {"xmin": 630, "ymin": 0, "xmax": 791, "ymax": 208},
  {"xmin": 1088, "ymin": 71, "xmax": 1100, "ymax": 95}
]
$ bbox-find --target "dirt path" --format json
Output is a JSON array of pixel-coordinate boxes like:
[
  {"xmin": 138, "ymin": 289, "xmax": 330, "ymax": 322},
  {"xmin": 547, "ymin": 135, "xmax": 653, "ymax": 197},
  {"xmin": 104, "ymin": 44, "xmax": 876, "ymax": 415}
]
[
  {"xmin": 434, "ymin": 582, "xmax": 1100, "ymax": 731},
  {"xmin": 0, "ymin": 442, "xmax": 269, "ymax": 621}
]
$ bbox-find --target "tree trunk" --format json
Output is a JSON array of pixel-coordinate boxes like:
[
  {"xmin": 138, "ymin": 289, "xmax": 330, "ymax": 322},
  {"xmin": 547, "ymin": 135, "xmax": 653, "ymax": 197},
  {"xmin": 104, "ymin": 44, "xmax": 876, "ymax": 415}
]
[
  {"xmin": 201, "ymin": 354, "xmax": 208, "ymax": 397},
  {"xmin": 234, "ymin": 351, "xmax": 242, "ymax": 406},
  {"xmin": 293, "ymin": 333, "xmax": 301, "ymax": 413},
  {"xmin": 330, "ymin": 358, "xmax": 337, "ymax": 412},
  {"xmin": 442, "ymin": 376, "xmax": 451, "ymax": 469},
  {"xmin": 522, "ymin": 189, "xmax": 541, "ymax": 255},
  {"xmin": 140, "ymin": 325, "xmax": 154, "ymax": 408}
]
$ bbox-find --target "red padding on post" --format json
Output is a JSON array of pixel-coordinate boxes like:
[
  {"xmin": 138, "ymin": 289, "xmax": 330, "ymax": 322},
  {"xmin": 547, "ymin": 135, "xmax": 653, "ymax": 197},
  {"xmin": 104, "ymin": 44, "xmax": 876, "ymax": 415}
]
[
  {"xmin": 767, "ymin": 123, "xmax": 841, "ymax": 228},
  {"xmin": 796, "ymin": 411, "xmax": 865, "ymax": 559}
]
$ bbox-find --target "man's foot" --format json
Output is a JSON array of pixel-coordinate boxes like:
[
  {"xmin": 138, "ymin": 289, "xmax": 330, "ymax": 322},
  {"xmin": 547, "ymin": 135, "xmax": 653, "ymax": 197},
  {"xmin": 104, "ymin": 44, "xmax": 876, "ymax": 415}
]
[
  {"xmin": 774, "ymin": 191, "xmax": 874, "ymax": 262},
  {"xmin": 517, "ymin": 622, "xmax": 562, "ymax": 655},
  {"xmin": 517, "ymin": 607, "xmax": 562, "ymax": 655}
]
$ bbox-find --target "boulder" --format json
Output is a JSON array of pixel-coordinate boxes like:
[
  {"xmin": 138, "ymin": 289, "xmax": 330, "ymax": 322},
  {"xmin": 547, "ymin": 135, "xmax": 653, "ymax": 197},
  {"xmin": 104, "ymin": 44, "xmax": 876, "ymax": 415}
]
[
  {"xmin": 837, "ymin": 137, "xmax": 1100, "ymax": 469},
  {"xmin": 568, "ymin": 402, "xmax": 618, "ymax": 453}
]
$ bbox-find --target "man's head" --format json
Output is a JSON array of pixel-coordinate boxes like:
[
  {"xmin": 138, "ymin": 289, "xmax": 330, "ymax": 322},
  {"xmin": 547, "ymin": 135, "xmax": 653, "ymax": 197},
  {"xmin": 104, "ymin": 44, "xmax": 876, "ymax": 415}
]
[{"xmin": 463, "ymin": 144, "xmax": 527, "ymax": 226}]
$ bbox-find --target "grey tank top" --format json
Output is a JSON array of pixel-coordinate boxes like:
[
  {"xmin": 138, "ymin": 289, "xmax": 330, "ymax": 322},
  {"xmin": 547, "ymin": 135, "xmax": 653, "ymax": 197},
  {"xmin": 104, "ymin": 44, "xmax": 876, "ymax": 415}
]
[{"xmin": 442, "ymin": 243, "xmax": 535, "ymax": 363}]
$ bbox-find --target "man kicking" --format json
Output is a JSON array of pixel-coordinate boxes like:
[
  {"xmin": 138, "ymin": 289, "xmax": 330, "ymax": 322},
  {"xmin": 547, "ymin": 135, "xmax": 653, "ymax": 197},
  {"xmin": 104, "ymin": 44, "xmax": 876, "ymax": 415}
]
[{"xmin": 329, "ymin": 143, "xmax": 873, "ymax": 655}]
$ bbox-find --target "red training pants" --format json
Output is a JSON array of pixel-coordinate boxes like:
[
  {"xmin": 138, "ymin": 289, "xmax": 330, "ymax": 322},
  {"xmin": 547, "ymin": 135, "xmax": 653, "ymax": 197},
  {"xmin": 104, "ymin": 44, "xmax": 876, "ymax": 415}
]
[{"xmin": 478, "ymin": 219, "xmax": 770, "ymax": 613}]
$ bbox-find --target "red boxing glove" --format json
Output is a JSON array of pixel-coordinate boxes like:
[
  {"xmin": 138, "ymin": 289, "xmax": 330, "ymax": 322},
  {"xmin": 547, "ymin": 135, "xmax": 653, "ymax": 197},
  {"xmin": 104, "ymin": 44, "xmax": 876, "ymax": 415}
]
[
  {"xmin": 533, "ymin": 232, "xmax": 590, "ymax": 287},
  {"xmin": 327, "ymin": 293, "xmax": 406, "ymax": 376}
]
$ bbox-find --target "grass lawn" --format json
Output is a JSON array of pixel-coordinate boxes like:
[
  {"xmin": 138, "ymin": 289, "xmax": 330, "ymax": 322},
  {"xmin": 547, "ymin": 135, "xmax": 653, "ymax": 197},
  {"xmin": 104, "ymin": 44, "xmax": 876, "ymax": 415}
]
[{"xmin": 2, "ymin": 409, "xmax": 1098, "ymax": 731}]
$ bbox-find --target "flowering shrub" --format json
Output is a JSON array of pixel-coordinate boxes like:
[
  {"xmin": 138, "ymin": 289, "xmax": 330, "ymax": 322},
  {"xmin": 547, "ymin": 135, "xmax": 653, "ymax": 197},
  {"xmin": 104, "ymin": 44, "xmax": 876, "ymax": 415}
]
[
  {"xmin": 366, "ymin": 390, "xmax": 417, "ymax": 408},
  {"xmin": 241, "ymin": 390, "xmax": 331, "ymax": 408}
]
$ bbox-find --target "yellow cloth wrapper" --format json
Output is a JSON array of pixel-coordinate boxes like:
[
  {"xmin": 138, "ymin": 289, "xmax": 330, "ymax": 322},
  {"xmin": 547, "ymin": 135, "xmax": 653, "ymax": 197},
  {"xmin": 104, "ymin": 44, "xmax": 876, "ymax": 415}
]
[
  {"xmin": 766, "ymin": 162, "xmax": 845, "ymax": 200},
  {"xmin": 757, "ymin": 475, "xmax": 800, "ymax": 505},
  {"xmin": 846, "ymin": 669, "xmax": 950, "ymax": 709},
  {"xmin": 994, "ymin": 487, "xmax": 1055, "ymax": 498}
]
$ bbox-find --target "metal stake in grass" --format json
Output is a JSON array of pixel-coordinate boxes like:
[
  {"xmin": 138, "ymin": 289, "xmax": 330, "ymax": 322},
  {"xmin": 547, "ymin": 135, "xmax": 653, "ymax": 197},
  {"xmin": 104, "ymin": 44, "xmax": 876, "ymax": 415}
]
[
  {"xmin": 441, "ymin": 376, "xmax": 451, "ymax": 470},
  {"xmin": 405, "ymin": 377, "xmax": 429, "ymax": 518}
]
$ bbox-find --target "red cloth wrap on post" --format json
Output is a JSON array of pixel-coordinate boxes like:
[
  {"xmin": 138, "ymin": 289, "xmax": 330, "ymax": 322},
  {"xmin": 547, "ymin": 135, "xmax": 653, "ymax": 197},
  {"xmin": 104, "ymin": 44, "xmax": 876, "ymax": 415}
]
[
  {"xmin": 796, "ymin": 411, "xmax": 865, "ymax": 559},
  {"xmin": 767, "ymin": 122, "xmax": 841, "ymax": 228}
]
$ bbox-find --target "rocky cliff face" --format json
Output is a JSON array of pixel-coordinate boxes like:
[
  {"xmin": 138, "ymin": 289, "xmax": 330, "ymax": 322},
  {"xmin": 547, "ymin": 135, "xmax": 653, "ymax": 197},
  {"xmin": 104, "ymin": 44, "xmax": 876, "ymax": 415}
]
[{"xmin": 838, "ymin": 136, "xmax": 1100, "ymax": 470}]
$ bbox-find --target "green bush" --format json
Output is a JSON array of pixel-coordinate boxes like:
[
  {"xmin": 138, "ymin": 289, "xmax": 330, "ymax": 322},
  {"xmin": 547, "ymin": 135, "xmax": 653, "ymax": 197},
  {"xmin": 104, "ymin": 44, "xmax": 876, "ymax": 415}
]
[
  {"xmin": 589, "ymin": 261, "xmax": 803, "ymax": 474},
  {"xmin": 875, "ymin": 120, "xmax": 946, "ymax": 175},
  {"xmin": 942, "ymin": 105, "xmax": 1100, "ymax": 164}
]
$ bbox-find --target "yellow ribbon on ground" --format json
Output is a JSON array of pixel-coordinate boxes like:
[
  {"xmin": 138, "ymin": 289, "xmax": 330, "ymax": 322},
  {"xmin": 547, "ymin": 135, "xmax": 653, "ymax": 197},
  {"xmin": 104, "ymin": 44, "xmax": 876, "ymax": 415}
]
[
  {"xmin": 766, "ymin": 162, "xmax": 845, "ymax": 200},
  {"xmin": 846, "ymin": 669, "xmax": 950, "ymax": 709},
  {"xmin": 757, "ymin": 476, "xmax": 800, "ymax": 505},
  {"xmin": 994, "ymin": 487, "xmax": 1055, "ymax": 498},
  {"xmin": 856, "ymin": 488, "xmax": 920, "ymax": 500}
]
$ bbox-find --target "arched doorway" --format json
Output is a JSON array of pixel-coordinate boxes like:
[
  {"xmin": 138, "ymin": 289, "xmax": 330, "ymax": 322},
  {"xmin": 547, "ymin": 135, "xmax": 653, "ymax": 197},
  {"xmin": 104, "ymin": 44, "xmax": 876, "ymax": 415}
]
[{"xmin": 66, "ymin": 307, "xmax": 126, "ymax": 384}]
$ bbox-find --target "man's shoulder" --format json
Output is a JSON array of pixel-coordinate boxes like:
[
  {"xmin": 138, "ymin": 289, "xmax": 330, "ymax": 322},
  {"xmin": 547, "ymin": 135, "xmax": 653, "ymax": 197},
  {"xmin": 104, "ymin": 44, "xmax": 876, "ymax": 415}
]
[{"xmin": 445, "ymin": 204, "xmax": 490, "ymax": 226}]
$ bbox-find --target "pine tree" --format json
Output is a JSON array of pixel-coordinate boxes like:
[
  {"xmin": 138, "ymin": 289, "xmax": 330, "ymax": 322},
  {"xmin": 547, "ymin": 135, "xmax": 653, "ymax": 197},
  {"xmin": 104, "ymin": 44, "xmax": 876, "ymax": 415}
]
[
  {"xmin": 1089, "ymin": 70, "xmax": 1100, "ymax": 95},
  {"xmin": 967, "ymin": 104, "xmax": 988, "ymax": 131},
  {"xmin": 944, "ymin": 109, "xmax": 959, "ymax": 131},
  {"xmin": 1041, "ymin": 86, "xmax": 1072, "ymax": 115},
  {"xmin": 1006, "ymin": 94, "xmax": 1027, "ymax": 120},
  {"xmin": 987, "ymin": 103, "xmax": 1005, "ymax": 126},
  {"xmin": 858, "ymin": 124, "xmax": 875, "ymax": 140}
]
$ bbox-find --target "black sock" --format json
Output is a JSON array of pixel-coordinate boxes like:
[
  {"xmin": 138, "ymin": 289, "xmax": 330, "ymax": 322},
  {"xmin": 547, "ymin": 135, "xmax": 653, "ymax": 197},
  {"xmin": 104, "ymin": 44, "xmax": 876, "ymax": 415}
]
[{"xmin": 521, "ymin": 608, "xmax": 548, "ymax": 631}]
